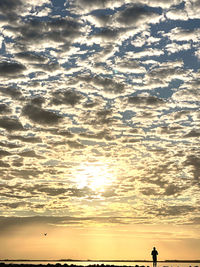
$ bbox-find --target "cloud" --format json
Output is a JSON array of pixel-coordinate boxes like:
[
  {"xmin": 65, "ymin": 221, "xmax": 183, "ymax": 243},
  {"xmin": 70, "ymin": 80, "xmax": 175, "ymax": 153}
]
[
  {"xmin": 8, "ymin": 134, "xmax": 42, "ymax": 143},
  {"xmin": 80, "ymin": 129, "xmax": 112, "ymax": 141},
  {"xmin": 165, "ymin": 27, "xmax": 200, "ymax": 42},
  {"xmin": 166, "ymin": 7, "xmax": 188, "ymax": 20},
  {"xmin": 93, "ymin": 27, "xmax": 122, "ymax": 42},
  {"xmin": 128, "ymin": 95, "xmax": 165, "ymax": 106},
  {"xmin": 0, "ymin": 116, "xmax": 24, "ymax": 131},
  {"xmin": 0, "ymin": 61, "xmax": 26, "ymax": 78},
  {"xmin": 18, "ymin": 150, "xmax": 43, "ymax": 158},
  {"xmin": 164, "ymin": 184, "xmax": 186, "ymax": 196},
  {"xmin": 165, "ymin": 42, "xmax": 191, "ymax": 54},
  {"xmin": 115, "ymin": 4, "xmax": 161, "ymax": 27},
  {"xmin": 0, "ymin": 104, "xmax": 11, "ymax": 114},
  {"xmin": 0, "ymin": 0, "xmax": 23, "ymax": 23},
  {"xmin": 0, "ymin": 215, "xmax": 131, "ymax": 233},
  {"xmin": 126, "ymin": 48, "xmax": 164, "ymax": 59},
  {"xmin": 66, "ymin": 140, "xmax": 84, "ymax": 149},
  {"xmin": 185, "ymin": 0, "xmax": 200, "ymax": 19},
  {"xmin": 15, "ymin": 51, "xmax": 48, "ymax": 63},
  {"xmin": 0, "ymin": 149, "xmax": 11, "ymax": 157},
  {"xmin": 156, "ymin": 205, "xmax": 196, "ymax": 217},
  {"xmin": 22, "ymin": 103, "xmax": 63, "ymax": 125},
  {"xmin": 5, "ymin": 17, "xmax": 82, "ymax": 51},
  {"xmin": 0, "ymin": 201, "xmax": 27, "ymax": 209},
  {"xmin": 0, "ymin": 0, "xmax": 199, "ymax": 233},
  {"xmin": 113, "ymin": 57, "xmax": 146, "ymax": 73},
  {"xmin": 183, "ymin": 130, "xmax": 200, "ymax": 138},
  {"xmin": 184, "ymin": 155, "xmax": 200, "ymax": 182},
  {"xmin": 51, "ymin": 90, "xmax": 83, "ymax": 106},
  {"xmin": 0, "ymin": 160, "xmax": 10, "ymax": 168},
  {"xmin": 78, "ymin": 75, "xmax": 125, "ymax": 95},
  {"xmin": 0, "ymin": 86, "xmax": 23, "ymax": 100},
  {"xmin": 70, "ymin": 0, "xmax": 123, "ymax": 14}
]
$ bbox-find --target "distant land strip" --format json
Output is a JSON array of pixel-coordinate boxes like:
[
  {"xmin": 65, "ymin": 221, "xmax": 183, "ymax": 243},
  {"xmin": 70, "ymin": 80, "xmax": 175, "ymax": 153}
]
[{"xmin": 0, "ymin": 260, "xmax": 200, "ymax": 263}]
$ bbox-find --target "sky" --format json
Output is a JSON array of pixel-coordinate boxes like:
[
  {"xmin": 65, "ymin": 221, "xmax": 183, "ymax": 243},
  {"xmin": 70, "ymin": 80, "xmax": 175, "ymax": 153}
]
[{"xmin": 0, "ymin": 0, "xmax": 200, "ymax": 261}]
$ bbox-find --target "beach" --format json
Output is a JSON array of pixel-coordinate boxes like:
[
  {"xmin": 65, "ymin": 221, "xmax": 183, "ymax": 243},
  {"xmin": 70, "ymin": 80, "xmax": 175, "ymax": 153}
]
[{"xmin": 0, "ymin": 262, "xmax": 199, "ymax": 267}]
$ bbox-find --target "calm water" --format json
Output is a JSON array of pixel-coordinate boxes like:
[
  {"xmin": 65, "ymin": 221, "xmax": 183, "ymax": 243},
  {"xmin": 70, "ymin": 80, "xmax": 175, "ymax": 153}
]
[{"xmin": 0, "ymin": 261, "xmax": 199, "ymax": 267}]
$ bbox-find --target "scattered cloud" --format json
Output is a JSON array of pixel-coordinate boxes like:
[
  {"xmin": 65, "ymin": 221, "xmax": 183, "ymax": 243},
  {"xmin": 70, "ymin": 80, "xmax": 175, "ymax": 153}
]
[{"xmin": 0, "ymin": 0, "xmax": 199, "ymax": 232}]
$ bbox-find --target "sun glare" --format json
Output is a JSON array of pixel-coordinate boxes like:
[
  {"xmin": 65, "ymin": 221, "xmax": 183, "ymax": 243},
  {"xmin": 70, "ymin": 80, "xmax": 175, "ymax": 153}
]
[{"xmin": 74, "ymin": 162, "xmax": 116, "ymax": 191}]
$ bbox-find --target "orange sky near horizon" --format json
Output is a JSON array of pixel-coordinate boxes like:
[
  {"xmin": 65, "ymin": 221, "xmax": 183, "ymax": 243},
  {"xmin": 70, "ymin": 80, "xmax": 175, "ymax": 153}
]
[{"xmin": 0, "ymin": 222, "xmax": 200, "ymax": 260}]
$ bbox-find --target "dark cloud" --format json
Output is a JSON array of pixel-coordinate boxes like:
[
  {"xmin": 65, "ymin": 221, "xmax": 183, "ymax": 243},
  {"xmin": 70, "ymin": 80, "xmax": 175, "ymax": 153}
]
[
  {"xmin": 0, "ymin": 0, "xmax": 23, "ymax": 22},
  {"xmin": 82, "ymin": 108, "xmax": 115, "ymax": 126},
  {"xmin": 0, "ymin": 87, "xmax": 23, "ymax": 100},
  {"xmin": 158, "ymin": 126, "xmax": 183, "ymax": 135},
  {"xmin": 12, "ymin": 159, "xmax": 23, "ymax": 167},
  {"xmin": 71, "ymin": 75, "xmax": 125, "ymax": 94},
  {"xmin": 32, "ymin": 62, "xmax": 60, "ymax": 72},
  {"xmin": 0, "ymin": 62, "xmax": 26, "ymax": 77},
  {"xmin": 0, "ymin": 116, "xmax": 24, "ymax": 131},
  {"xmin": 0, "ymin": 149, "xmax": 11, "ymax": 157},
  {"xmin": 128, "ymin": 96, "xmax": 165, "ymax": 106},
  {"xmin": 164, "ymin": 184, "xmax": 186, "ymax": 196},
  {"xmin": 80, "ymin": 129, "xmax": 112, "ymax": 140},
  {"xmin": 22, "ymin": 104, "xmax": 63, "ymax": 125},
  {"xmin": 42, "ymin": 128, "xmax": 74, "ymax": 138},
  {"xmin": 184, "ymin": 155, "xmax": 200, "ymax": 182},
  {"xmin": 0, "ymin": 160, "xmax": 10, "ymax": 168},
  {"xmin": 15, "ymin": 52, "xmax": 48, "ymax": 63},
  {"xmin": 18, "ymin": 150, "xmax": 43, "ymax": 158},
  {"xmin": 122, "ymin": 137, "xmax": 143, "ymax": 143},
  {"xmin": 0, "ymin": 215, "xmax": 131, "ymax": 233},
  {"xmin": 91, "ymin": 13, "xmax": 112, "ymax": 27},
  {"xmin": 157, "ymin": 205, "xmax": 196, "ymax": 217},
  {"xmin": 66, "ymin": 187, "xmax": 94, "ymax": 197},
  {"xmin": 94, "ymin": 76, "xmax": 125, "ymax": 94},
  {"xmin": 8, "ymin": 135, "xmax": 42, "ymax": 143},
  {"xmin": 94, "ymin": 27, "xmax": 121, "ymax": 40},
  {"xmin": 0, "ymin": 201, "xmax": 27, "ymax": 209},
  {"xmin": 56, "ymin": 130, "xmax": 74, "ymax": 138},
  {"xmin": 0, "ymin": 141, "xmax": 21, "ymax": 149},
  {"xmin": 11, "ymin": 17, "xmax": 82, "ymax": 48},
  {"xmin": 67, "ymin": 140, "xmax": 84, "ymax": 149},
  {"xmin": 51, "ymin": 90, "xmax": 83, "ymax": 106},
  {"xmin": 83, "ymin": 100, "xmax": 99, "ymax": 109},
  {"xmin": 34, "ymin": 185, "xmax": 67, "ymax": 196},
  {"xmin": 184, "ymin": 130, "xmax": 200, "ymax": 138},
  {"xmin": 146, "ymin": 65, "xmax": 185, "ymax": 84},
  {"xmin": 7, "ymin": 168, "xmax": 43, "ymax": 180},
  {"xmin": 30, "ymin": 96, "xmax": 46, "ymax": 107},
  {"xmin": 141, "ymin": 188, "xmax": 159, "ymax": 196},
  {"xmin": 0, "ymin": 0, "xmax": 22, "ymax": 12},
  {"xmin": 0, "ymin": 104, "xmax": 11, "ymax": 114},
  {"xmin": 116, "ymin": 4, "xmax": 160, "ymax": 26}
]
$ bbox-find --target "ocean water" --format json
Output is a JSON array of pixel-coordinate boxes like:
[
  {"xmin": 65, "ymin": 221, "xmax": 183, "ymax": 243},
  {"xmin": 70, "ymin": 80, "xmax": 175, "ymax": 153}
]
[{"xmin": 0, "ymin": 261, "xmax": 199, "ymax": 267}]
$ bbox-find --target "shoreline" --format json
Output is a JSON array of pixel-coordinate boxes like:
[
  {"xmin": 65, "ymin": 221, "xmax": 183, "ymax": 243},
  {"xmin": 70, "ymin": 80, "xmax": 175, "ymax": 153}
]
[{"xmin": 0, "ymin": 261, "xmax": 200, "ymax": 263}]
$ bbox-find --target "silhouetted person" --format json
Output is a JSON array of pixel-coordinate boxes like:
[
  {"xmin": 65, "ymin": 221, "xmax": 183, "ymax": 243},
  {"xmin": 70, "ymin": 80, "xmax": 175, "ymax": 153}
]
[{"xmin": 151, "ymin": 247, "xmax": 158, "ymax": 267}]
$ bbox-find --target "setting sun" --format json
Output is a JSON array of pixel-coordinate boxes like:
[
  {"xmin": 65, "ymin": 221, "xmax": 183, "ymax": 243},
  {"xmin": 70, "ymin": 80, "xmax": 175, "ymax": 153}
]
[{"xmin": 73, "ymin": 162, "xmax": 116, "ymax": 191}]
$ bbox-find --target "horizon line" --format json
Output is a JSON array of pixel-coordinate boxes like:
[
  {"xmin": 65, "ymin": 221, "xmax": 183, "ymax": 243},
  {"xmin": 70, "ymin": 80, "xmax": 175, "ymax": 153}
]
[{"xmin": 1, "ymin": 259, "xmax": 200, "ymax": 263}]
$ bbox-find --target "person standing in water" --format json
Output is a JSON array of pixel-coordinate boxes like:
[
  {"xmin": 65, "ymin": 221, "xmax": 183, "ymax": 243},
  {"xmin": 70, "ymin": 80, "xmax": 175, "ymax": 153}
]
[{"xmin": 151, "ymin": 247, "xmax": 158, "ymax": 267}]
